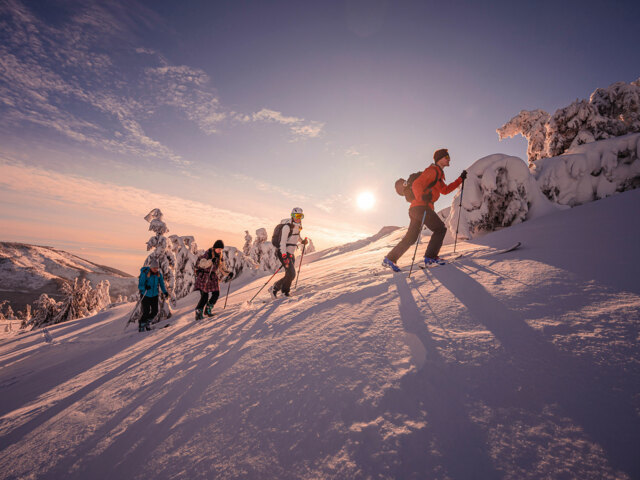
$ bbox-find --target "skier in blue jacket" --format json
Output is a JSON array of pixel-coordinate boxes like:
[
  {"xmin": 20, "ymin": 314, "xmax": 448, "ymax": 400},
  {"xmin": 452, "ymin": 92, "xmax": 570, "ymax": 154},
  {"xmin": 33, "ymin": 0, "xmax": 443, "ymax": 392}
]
[{"xmin": 137, "ymin": 257, "xmax": 168, "ymax": 332}]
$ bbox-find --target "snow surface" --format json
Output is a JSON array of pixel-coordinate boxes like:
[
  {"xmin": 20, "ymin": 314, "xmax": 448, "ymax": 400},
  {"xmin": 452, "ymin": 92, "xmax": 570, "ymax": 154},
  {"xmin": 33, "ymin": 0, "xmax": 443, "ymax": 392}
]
[{"xmin": 1, "ymin": 189, "xmax": 640, "ymax": 479}]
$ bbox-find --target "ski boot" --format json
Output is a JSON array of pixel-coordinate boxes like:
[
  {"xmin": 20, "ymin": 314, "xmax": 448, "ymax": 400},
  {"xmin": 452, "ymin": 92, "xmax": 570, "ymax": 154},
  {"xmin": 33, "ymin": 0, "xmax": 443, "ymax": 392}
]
[
  {"xmin": 382, "ymin": 257, "xmax": 401, "ymax": 272},
  {"xmin": 139, "ymin": 321, "xmax": 150, "ymax": 332},
  {"xmin": 268, "ymin": 285, "xmax": 278, "ymax": 299},
  {"xmin": 195, "ymin": 308, "xmax": 204, "ymax": 321},
  {"xmin": 424, "ymin": 256, "xmax": 446, "ymax": 267},
  {"xmin": 205, "ymin": 303, "xmax": 216, "ymax": 317}
]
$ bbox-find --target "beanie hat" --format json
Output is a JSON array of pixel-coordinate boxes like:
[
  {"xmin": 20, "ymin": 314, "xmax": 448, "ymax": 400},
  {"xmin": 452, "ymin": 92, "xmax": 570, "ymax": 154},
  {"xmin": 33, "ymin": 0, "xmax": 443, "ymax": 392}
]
[
  {"xmin": 433, "ymin": 148, "xmax": 449, "ymax": 163},
  {"xmin": 213, "ymin": 240, "xmax": 224, "ymax": 249},
  {"xmin": 149, "ymin": 258, "xmax": 159, "ymax": 269}
]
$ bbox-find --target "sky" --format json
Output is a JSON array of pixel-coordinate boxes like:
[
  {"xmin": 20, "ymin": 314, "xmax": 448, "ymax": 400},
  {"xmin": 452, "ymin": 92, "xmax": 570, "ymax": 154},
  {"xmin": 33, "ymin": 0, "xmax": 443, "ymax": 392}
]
[{"xmin": 1, "ymin": 0, "xmax": 639, "ymax": 274}]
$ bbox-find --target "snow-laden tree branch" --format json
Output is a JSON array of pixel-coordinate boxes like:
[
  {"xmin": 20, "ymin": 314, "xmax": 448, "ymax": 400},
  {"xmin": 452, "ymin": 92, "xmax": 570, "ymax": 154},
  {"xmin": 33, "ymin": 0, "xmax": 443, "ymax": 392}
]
[{"xmin": 498, "ymin": 79, "xmax": 640, "ymax": 164}]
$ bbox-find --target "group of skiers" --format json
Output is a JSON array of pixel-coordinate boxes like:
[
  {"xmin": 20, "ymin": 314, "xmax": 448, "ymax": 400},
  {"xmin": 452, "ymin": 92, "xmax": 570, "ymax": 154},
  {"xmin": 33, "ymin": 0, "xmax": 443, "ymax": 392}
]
[
  {"xmin": 136, "ymin": 148, "xmax": 465, "ymax": 331},
  {"xmin": 136, "ymin": 207, "xmax": 309, "ymax": 331}
]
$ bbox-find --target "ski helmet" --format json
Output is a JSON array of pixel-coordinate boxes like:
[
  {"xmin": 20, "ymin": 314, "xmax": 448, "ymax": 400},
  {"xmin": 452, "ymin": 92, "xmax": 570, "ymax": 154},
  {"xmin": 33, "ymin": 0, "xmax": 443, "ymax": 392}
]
[{"xmin": 291, "ymin": 207, "xmax": 304, "ymax": 221}]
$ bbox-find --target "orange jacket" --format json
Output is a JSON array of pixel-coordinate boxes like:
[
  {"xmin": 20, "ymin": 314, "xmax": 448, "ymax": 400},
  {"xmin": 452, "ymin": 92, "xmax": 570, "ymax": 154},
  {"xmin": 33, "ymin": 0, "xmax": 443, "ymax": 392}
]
[{"xmin": 410, "ymin": 164, "xmax": 462, "ymax": 209}]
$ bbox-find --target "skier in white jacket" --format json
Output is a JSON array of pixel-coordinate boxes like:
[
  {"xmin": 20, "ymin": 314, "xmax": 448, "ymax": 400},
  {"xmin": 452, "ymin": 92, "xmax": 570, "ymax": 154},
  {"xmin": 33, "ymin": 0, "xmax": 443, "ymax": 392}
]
[{"xmin": 270, "ymin": 207, "xmax": 308, "ymax": 297}]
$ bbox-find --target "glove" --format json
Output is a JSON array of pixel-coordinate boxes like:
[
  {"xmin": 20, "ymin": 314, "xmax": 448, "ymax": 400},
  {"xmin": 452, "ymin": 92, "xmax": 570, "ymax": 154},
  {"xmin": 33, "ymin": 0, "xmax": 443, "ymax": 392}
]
[
  {"xmin": 139, "ymin": 291, "xmax": 144, "ymax": 299},
  {"xmin": 226, "ymin": 272, "xmax": 234, "ymax": 281},
  {"xmin": 460, "ymin": 169, "xmax": 467, "ymax": 180},
  {"xmin": 282, "ymin": 253, "xmax": 290, "ymax": 266},
  {"xmin": 301, "ymin": 237, "xmax": 309, "ymax": 246}
]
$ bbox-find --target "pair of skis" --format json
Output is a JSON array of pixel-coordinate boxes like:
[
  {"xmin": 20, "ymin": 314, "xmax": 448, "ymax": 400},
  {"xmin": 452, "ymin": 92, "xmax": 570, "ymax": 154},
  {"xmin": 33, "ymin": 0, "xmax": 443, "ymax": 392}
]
[{"xmin": 375, "ymin": 242, "xmax": 522, "ymax": 275}]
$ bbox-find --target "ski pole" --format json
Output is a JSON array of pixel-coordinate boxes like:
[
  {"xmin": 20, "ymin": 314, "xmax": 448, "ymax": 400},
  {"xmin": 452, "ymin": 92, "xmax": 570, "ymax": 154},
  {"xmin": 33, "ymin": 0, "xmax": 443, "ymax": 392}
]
[
  {"xmin": 124, "ymin": 289, "xmax": 147, "ymax": 331},
  {"xmin": 223, "ymin": 276, "xmax": 232, "ymax": 309},
  {"xmin": 408, "ymin": 210, "xmax": 427, "ymax": 278},
  {"xmin": 249, "ymin": 266, "xmax": 282, "ymax": 303},
  {"xmin": 294, "ymin": 242, "xmax": 307, "ymax": 290},
  {"xmin": 453, "ymin": 179, "xmax": 465, "ymax": 254}
]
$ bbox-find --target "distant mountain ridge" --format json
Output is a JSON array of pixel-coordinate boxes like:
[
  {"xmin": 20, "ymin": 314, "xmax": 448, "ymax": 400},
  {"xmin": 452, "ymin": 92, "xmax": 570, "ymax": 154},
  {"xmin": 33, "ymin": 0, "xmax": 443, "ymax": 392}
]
[{"xmin": 0, "ymin": 242, "xmax": 136, "ymax": 310}]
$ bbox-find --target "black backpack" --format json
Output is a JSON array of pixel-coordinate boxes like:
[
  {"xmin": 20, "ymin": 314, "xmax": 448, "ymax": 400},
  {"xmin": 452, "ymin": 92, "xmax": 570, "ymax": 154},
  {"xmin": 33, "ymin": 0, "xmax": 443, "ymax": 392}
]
[
  {"xmin": 394, "ymin": 166, "xmax": 442, "ymax": 203},
  {"xmin": 271, "ymin": 222, "xmax": 293, "ymax": 248}
]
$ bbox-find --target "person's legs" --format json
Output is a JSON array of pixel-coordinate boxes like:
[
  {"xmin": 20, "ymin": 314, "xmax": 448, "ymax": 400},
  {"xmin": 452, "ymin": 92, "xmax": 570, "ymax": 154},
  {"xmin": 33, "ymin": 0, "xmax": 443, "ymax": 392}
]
[
  {"xmin": 280, "ymin": 257, "xmax": 296, "ymax": 295},
  {"xmin": 139, "ymin": 296, "xmax": 158, "ymax": 330},
  {"xmin": 273, "ymin": 252, "xmax": 287, "ymax": 293},
  {"xmin": 386, "ymin": 206, "xmax": 427, "ymax": 263},
  {"xmin": 205, "ymin": 291, "xmax": 220, "ymax": 315},
  {"xmin": 196, "ymin": 290, "xmax": 209, "ymax": 311},
  {"xmin": 423, "ymin": 209, "xmax": 447, "ymax": 259}
]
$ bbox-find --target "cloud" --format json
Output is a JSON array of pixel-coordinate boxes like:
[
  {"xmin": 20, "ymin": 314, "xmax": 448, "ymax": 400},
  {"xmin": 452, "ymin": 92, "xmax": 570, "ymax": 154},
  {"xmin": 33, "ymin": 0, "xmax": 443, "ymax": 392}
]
[
  {"xmin": 0, "ymin": 160, "xmax": 269, "ymax": 235},
  {"xmin": 0, "ymin": 0, "xmax": 324, "ymax": 164},
  {"xmin": 251, "ymin": 108, "xmax": 325, "ymax": 139}
]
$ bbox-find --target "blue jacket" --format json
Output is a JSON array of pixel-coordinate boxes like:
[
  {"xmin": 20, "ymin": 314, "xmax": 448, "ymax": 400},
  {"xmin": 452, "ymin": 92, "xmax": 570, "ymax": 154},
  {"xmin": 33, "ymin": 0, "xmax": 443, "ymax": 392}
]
[{"xmin": 138, "ymin": 267, "xmax": 168, "ymax": 298}]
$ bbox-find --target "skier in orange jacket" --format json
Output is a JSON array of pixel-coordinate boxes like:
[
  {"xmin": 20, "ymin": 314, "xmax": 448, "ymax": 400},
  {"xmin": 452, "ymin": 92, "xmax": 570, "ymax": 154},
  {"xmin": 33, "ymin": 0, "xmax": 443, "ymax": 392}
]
[{"xmin": 383, "ymin": 148, "xmax": 467, "ymax": 270}]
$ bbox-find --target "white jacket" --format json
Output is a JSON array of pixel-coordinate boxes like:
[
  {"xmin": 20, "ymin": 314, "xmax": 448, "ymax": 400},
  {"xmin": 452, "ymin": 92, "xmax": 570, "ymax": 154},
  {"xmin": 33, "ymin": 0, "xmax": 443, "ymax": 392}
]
[{"xmin": 278, "ymin": 218, "xmax": 302, "ymax": 255}]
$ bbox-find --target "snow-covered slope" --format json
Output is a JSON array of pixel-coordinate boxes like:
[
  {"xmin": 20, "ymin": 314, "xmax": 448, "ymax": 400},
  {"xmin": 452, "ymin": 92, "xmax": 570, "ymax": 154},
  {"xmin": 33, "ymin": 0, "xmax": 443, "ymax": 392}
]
[
  {"xmin": 0, "ymin": 242, "xmax": 136, "ymax": 310},
  {"xmin": 1, "ymin": 190, "xmax": 639, "ymax": 480}
]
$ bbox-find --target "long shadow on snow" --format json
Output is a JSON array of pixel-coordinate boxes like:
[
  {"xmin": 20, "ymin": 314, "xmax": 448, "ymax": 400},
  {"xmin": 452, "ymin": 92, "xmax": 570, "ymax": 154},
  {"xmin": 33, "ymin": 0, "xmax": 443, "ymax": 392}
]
[
  {"xmin": 0, "ymin": 321, "xmax": 196, "ymax": 450},
  {"xmin": 46, "ymin": 303, "xmax": 280, "ymax": 479},
  {"xmin": 432, "ymin": 265, "xmax": 640, "ymax": 479},
  {"xmin": 0, "ymin": 315, "xmax": 149, "ymax": 415},
  {"xmin": 341, "ymin": 275, "xmax": 501, "ymax": 480},
  {"xmin": 59, "ymin": 283, "xmax": 394, "ymax": 479}
]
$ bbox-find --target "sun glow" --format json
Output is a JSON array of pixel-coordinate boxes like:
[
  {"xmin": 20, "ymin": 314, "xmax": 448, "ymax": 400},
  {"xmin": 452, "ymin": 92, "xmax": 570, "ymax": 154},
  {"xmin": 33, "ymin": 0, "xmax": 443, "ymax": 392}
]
[{"xmin": 356, "ymin": 191, "xmax": 376, "ymax": 211}]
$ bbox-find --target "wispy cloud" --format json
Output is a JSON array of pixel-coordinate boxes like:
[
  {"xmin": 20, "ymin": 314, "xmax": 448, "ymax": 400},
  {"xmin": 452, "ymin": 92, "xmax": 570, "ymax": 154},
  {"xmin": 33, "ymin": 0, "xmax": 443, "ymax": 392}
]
[
  {"xmin": 0, "ymin": 0, "xmax": 325, "ymax": 164},
  {"xmin": 250, "ymin": 108, "xmax": 325, "ymax": 139},
  {"xmin": 0, "ymin": 160, "xmax": 269, "ymax": 234}
]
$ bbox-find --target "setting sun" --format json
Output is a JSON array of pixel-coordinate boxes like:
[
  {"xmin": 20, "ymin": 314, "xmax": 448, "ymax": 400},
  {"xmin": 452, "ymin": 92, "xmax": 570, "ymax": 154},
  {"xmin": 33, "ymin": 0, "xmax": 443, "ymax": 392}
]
[{"xmin": 356, "ymin": 191, "xmax": 376, "ymax": 211}]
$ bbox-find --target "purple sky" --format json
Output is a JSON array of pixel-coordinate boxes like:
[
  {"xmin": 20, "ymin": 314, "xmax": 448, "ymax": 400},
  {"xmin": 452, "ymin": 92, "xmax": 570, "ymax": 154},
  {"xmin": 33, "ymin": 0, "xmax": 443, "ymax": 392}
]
[{"xmin": 1, "ymin": 0, "xmax": 638, "ymax": 273}]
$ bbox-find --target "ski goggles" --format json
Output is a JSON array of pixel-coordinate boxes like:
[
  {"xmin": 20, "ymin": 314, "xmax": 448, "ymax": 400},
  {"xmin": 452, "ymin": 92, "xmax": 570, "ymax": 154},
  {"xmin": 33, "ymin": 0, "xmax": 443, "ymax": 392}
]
[{"xmin": 292, "ymin": 213, "xmax": 304, "ymax": 220}]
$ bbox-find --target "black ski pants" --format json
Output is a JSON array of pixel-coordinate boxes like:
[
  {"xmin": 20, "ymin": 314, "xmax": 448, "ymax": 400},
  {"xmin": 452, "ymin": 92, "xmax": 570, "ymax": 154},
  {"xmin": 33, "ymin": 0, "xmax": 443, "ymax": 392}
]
[
  {"xmin": 273, "ymin": 251, "xmax": 296, "ymax": 295},
  {"xmin": 140, "ymin": 295, "xmax": 159, "ymax": 325},
  {"xmin": 386, "ymin": 205, "xmax": 447, "ymax": 263},
  {"xmin": 196, "ymin": 290, "xmax": 220, "ymax": 311}
]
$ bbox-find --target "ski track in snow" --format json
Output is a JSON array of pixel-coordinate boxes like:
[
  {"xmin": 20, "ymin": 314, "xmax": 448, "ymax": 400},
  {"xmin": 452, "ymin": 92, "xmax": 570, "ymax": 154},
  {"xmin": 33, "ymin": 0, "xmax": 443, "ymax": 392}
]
[{"xmin": 1, "ymin": 190, "xmax": 640, "ymax": 479}]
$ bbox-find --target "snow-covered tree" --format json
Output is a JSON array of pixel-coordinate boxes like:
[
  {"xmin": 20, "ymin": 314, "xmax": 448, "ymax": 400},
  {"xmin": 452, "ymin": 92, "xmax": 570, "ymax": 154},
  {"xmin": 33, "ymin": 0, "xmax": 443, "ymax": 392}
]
[
  {"xmin": 533, "ymin": 133, "xmax": 640, "ymax": 206},
  {"xmin": 142, "ymin": 208, "xmax": 176, "ymax": 322},
  {"xmin": 169, "ymin": 234, "xmax": 198, "ymax": 299},
  {"xmin": 222, "ymin": 246, "xmax": 258, "ymax": 280},
  {"xmin": 243, "ymin": 231, "xmax": 252, "ymax": 255},
  {"xmin": 87, "ymin": 280, "xmax": 111, "ymax": 312},
  {"xmin": 53, "ymin": 278, "xmax": 94, "ymax": 324},
  {"xmin": 498, "ymin": 78, "xmax": 640, "ymax": 164},
  {"xmin": 446, "ymin": 154, "xmax": 562, "ymax": 240},
  {"xmin": 247, "ymin": 228, "xmax": 280, "ymax": 272},
  {"xmin": 0, "ymin": 300, "xmax": 16, "ymax": 320},
  {"xmin": 25, "ymin": 294, "xmax": 60, "ymax": 329},
  {"xmin": 303, "ymin": 238, "xmax": 316, "ymax": 254}
]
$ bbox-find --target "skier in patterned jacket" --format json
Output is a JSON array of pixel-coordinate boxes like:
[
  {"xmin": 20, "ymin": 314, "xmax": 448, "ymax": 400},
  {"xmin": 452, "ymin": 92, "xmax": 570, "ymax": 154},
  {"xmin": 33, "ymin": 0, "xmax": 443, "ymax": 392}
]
[
  {"xmin": 269, "ymin": 207, "xmax": 309, "ymax": 298},
  {"xmin": 194, "ymin": 240, "xmax": 232, "ymax": 320},
  {"xmin": 383, "ymin": 148, "xmax": 467, "ymax": 270}
]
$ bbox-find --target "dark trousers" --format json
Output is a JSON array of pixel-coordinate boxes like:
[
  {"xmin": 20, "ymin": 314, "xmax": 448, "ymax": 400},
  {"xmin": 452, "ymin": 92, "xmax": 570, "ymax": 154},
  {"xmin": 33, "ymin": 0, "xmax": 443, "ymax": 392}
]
[
  {"xmin": 140, "ymin": 295, "xmax": 159, "ymax": 325},
  {"xmin": 386, "ymin": 206, "xmax": 447, "ymax": 263},
  {"xmin": 196, "ymin": 290, "xmax": 220, "ymax": 310},
  {"xmin": 273, "ymin": 252, "xmax": 296, "ymax": 294}
]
